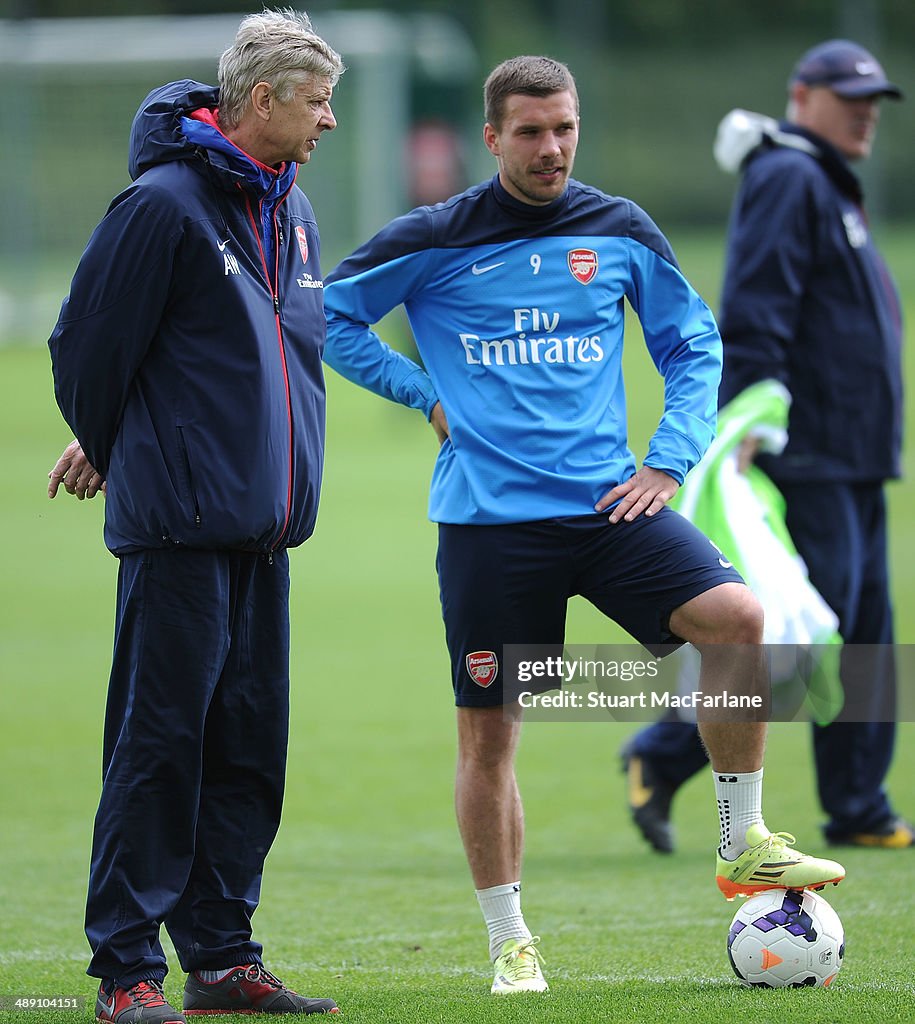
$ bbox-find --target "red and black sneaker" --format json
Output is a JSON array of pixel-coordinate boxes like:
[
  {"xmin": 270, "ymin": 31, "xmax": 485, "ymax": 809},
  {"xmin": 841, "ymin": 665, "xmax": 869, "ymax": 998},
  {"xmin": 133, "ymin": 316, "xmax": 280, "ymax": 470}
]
[
  {"xmin": 96, "ymin": 980, "xmax": 186, "ymax": 1024},
  {"xmin": 182, "ymin": 963, "xmax": 338, "ymax": 1016}
]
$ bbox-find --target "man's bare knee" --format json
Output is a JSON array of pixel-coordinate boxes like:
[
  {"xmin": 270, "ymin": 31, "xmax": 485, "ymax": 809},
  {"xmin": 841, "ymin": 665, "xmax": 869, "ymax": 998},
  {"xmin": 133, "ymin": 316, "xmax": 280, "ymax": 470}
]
[
  {"xmin": 456, "ymin": 705, "xmax": 521, "ymax": 771},
  {"xmin": 671, "ymin": 582, "xmax": 764, "ymax": 646},
  {"xmin": 720, "ymin": 588, "xmax": 764, "ymax": 644}
]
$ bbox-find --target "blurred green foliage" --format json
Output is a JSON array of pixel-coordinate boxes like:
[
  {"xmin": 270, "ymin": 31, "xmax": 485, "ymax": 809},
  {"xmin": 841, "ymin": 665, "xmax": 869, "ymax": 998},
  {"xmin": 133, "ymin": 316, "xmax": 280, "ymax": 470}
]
[
  {"xmin": 2, "ymin": 1, "xmax": 912, "ymax": 233},
  {"xmin": 6, "ymin": 0, "xmax": 915, "ymax": 43},
  {"xmin": 0, "ymin": 1, "xmax": 912, "ymax": 344}
]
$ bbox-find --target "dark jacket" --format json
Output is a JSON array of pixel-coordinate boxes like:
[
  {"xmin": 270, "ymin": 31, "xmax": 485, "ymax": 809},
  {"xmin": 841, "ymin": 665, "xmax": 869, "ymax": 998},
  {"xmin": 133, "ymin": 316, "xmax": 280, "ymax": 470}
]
[
  {"xmin": 49, "ymin": 80, "xmax": 327, "ymax": 554},
  {"xmin": 718, "ymin": 124, "xmax": 903, "ymax": 483}
]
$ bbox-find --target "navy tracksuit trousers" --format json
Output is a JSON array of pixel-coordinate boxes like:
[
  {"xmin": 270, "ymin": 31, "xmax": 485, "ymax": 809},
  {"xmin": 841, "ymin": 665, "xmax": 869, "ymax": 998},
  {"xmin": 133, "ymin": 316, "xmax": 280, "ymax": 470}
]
[
  {"xmin": 629, "ymin": 481, "xmax": 898, "ymax": 839},
  {"xmin": 85, "ymin": 548, "xmax": 291, "ymax": 988}
]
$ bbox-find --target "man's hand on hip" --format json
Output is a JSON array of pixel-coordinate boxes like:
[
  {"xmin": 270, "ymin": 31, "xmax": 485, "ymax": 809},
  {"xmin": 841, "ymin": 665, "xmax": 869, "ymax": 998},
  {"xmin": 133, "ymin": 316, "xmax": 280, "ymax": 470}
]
[{"xmin": 595, "ymin": 466, "xmax": 679, "ymax": 523}]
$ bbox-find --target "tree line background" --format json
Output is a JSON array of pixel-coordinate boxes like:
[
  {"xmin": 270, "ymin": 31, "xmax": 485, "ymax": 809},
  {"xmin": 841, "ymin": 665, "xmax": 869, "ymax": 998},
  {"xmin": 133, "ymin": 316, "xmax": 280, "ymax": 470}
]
[
  {"xmin": 3, "ymin": 0, "xmax": 911, "ymax": 224},
  {"xmin": 0, "ymin": 0, "xmax": 911, "ymax": 345}
]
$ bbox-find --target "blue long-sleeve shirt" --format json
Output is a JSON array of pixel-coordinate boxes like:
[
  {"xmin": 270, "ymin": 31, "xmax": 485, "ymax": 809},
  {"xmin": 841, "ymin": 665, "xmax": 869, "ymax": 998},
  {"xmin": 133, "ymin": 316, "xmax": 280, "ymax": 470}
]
[{"xmin": 324, "ymin": 175, "xmax": 723, "ymax": 524}]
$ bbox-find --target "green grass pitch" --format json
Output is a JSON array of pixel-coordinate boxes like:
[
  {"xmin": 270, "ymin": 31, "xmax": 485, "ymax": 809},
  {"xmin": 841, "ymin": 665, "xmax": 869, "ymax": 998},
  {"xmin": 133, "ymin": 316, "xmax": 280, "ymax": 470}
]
[{"xmin": 2, "ymin": 227, "xmax": 915, "ymax": 1023}]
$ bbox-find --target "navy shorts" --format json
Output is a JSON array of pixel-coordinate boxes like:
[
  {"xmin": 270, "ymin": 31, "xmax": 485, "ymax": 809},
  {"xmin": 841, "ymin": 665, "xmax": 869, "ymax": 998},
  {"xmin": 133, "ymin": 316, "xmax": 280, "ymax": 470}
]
[{"xmin": 436, "ymin": 508, "xmax": 745, "ymax": 707}]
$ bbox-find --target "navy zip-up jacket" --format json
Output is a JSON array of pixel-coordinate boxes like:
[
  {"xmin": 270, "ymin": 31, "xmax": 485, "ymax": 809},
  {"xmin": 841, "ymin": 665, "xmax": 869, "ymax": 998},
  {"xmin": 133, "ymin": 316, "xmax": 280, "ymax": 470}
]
[
  {"xmin": 49, "ymin": 80, "xmax": 327, "ymax": 554},
  {"xmin": 720, "ymin": 123, "xmax": 904, "ymax": 483},
  {"xmin": 718, "ymin": 123, "xmax": 903, "ymax": 484}
]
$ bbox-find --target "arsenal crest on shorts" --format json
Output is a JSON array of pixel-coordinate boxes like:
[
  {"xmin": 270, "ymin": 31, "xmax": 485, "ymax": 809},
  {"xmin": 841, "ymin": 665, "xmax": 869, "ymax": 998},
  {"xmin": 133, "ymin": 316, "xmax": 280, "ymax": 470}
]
[
  {"xmin": 466, "ymin": 650, "xmax": 498, "ymax": 688},
  {"xmin": 568, "ymin": 248, "xmax": 598, "ymax": 285}
]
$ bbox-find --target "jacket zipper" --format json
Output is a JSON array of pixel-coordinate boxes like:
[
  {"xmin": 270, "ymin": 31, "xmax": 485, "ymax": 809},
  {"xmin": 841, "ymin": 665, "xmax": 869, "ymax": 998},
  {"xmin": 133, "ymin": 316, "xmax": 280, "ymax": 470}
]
[{"xmin": 242, "ymin": 182, "xmax": 296, "ymax": 550}]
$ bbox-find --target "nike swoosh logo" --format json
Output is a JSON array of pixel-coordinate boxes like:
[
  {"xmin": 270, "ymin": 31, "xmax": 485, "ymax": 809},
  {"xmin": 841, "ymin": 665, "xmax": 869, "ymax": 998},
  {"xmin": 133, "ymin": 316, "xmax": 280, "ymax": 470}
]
[
  {"xmin": 471, "ymin": 261, "xmax": 505, "ymax": 276},
  {"xmin": 718, "ymin": 557, "xmax": 733, "ymax": 569},
  {"xmin": 217, "ymin": 239, "xmax": 230, "ymax": 251}
]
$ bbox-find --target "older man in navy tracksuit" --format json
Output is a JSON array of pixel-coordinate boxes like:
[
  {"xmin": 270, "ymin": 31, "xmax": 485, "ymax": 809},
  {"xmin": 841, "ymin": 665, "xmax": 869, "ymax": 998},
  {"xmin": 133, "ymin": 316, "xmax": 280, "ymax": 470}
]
[
  {"xmin": 48, "ymin": 12, "xmax": 344, "ymax": 1024},
  {"xmin": 624, "ymin": 40, "xmax": 912, "ymax": 853}
]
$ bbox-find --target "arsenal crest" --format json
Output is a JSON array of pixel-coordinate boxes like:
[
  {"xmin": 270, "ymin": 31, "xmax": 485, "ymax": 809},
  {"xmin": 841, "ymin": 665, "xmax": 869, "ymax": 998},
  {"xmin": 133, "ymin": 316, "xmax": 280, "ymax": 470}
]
[
  {"xmin": 466, "ymin": 650, "xmax": 498, "ymax": 688},
  {"xmin": 568, "ymin": 248, "xmax": 598, "ymax": 285},
  {"xmin": 295, "ymin": 225, "xmax": 309, "ymax": 264}
]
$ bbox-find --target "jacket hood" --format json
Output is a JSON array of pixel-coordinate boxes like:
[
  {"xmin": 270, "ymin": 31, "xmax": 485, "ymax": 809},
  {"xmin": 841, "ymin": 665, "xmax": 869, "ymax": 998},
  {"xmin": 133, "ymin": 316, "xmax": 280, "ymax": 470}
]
[
  {"xmin": 128, "ymin": 79, "xmax": 220, "ymax": 180},
  {"xmin": 127, "ymin": 79, "xmax": 299, "ymax": 198}
]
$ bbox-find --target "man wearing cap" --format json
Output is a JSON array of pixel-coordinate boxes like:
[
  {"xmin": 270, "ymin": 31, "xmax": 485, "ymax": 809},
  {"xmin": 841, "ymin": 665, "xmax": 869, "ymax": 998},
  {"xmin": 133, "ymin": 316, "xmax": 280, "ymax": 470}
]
[{"xmin": 622, "ymin": 40, "xmax": 912, "ymax": 852}]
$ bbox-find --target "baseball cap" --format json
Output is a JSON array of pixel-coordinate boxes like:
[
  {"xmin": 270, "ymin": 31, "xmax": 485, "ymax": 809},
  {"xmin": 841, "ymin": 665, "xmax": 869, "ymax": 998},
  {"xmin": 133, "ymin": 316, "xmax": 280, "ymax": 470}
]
[{"xmin": 790, "ymin": 39, "xmax": 903, "ymax": 100}]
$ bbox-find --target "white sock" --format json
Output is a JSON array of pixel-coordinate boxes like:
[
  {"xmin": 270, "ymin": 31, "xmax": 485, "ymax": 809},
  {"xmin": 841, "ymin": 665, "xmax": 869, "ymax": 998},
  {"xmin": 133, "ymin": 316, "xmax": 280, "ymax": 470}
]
[
  {"xmin": 714, "ymin": 768, "xmax": 766, "ymax": 860},
  {"xmin": 475, "ymin": 882, "xmax": 531, "ymax": 961}
]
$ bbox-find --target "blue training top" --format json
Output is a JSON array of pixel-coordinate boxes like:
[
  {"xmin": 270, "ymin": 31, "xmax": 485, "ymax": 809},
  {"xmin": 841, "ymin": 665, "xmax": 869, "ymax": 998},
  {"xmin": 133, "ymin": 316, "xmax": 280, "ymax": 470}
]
[{"xmin": 324, "ymin": 175, "xmax": 722, "ymax": 525}]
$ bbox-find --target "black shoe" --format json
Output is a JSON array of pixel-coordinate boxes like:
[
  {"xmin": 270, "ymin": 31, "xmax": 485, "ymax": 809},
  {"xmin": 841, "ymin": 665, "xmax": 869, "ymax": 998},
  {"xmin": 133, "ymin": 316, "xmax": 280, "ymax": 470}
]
[
  {"xmin": 621, "ymin": 742, "xmax": 677, "ymax": 853},
  {"xmin": 827, "ymin": 816, "xmax": 915, "ymax": 849},
  {"xmin": 183, "ymin": 963, "xmax": 338, "ymax": 1015},
  {"xmin": 96, "ymin": 980, "xmax": 186, "ymax": 1024}
]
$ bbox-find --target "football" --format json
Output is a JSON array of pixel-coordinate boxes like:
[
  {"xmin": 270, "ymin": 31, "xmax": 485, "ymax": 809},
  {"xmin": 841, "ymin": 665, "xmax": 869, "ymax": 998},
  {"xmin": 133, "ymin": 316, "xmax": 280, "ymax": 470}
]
[{"xmin": 727, "ymin": 888, "xmax": 845, "ymax": 988}]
